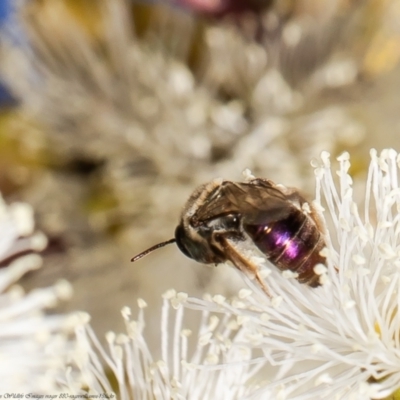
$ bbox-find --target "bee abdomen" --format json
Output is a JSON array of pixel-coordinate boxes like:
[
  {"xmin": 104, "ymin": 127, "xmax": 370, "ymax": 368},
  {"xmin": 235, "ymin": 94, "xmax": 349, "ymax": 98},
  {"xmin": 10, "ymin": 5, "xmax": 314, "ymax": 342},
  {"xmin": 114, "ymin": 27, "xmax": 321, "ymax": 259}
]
[{"xmin": 245, "ymin": 210, "xmax": 326, "ymax": 287}]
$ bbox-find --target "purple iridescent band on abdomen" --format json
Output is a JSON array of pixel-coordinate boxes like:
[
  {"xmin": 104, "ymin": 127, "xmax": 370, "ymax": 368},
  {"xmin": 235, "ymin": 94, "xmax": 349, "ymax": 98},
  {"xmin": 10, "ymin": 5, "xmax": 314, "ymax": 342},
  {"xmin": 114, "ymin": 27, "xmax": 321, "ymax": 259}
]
[{"xmin": 245, "ymin": 210, "xmax": 325, "ymax": 285}]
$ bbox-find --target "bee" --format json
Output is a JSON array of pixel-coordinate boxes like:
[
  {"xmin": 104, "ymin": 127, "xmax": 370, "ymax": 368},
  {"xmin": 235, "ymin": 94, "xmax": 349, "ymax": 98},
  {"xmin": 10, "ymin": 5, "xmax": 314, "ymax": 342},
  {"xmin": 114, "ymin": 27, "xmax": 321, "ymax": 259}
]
[{"xmin": 131, "ymin": 178, "xmax": 327, "ymax": 295}]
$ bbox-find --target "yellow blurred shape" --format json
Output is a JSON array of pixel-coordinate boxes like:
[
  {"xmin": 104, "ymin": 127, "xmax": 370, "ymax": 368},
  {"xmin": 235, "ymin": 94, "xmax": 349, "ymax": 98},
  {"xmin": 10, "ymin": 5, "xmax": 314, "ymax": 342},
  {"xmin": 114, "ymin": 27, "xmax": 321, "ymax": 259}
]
[
  {"xmin": 31, "ymin": 0, "xmax": 103, "ymax": 39},
  {"xmin": 381, "ymin": 388, "xmax": 400, "ymax": 400},
  {"xmin": 63, "ymin": 0, "xmax": 102, "ymax": 38},
  {"xmin": 0, "ymin": 111, "xmax": 47, "ymax": 194},
  {"xmin": 374, "ymin": 320, "xmax": 381, "ymax": 336},
  {"xmin": 363, "ymin": 33, "xmax": 400, "ymax": 77}
]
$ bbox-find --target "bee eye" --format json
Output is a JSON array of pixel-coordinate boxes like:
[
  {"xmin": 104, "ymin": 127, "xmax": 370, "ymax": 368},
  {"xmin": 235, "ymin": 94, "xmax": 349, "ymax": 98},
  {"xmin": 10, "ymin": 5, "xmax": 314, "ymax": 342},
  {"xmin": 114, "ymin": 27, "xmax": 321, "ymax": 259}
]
[{"xmin": 174, "ymin": 225, "xmax": 192, "ymax": 259}]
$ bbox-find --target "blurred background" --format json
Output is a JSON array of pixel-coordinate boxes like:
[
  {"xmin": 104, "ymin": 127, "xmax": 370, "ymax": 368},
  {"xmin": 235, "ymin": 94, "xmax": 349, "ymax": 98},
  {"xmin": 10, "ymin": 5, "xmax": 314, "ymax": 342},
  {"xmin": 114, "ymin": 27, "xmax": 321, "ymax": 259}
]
[{"xmin": 0, "ymin": 0, "xmax": 400, "ymax": 347}]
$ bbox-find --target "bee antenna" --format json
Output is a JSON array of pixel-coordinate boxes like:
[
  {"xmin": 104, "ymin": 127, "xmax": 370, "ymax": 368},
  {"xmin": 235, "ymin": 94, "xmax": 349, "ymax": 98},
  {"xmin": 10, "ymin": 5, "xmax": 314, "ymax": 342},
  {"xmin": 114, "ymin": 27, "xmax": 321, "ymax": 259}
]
[{"xmin": 131, "ymin": 238, "xmax": 176, "ymax": 262}]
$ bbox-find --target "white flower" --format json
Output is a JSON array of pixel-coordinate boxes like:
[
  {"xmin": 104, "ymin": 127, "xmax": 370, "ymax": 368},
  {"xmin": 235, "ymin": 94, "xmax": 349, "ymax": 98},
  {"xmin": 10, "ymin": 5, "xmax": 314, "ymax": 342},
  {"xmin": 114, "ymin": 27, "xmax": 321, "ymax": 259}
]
[
  {"xmin": 182, "ymin": 149, "xmax": 400, "ymax": 399},
  {"xmin": 0, "ymin": 194, "xmax": 77, "ymax": 392},
  {"xmin": 64, "ymin": 289, "xmax": 268, "ymax": 399}
]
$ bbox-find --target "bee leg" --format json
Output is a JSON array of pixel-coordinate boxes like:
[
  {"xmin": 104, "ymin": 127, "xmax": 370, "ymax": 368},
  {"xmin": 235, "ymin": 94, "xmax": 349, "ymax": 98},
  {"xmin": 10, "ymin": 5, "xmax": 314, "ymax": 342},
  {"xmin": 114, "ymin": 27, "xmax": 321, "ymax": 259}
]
[
  {"xmin": 217, "ymin": 236, "xmax": 272, "ymax": 297},
  {"xmin": 254, "ymin": 271, "xmax": 272, "ymax": 298}
]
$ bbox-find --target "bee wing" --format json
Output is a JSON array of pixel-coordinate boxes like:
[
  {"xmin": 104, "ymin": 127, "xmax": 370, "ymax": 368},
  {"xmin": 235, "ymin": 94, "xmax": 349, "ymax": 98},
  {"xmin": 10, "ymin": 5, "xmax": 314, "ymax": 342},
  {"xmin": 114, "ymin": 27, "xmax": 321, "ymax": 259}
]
[
  {"xmin": 195, "ymin": 180, "xmax": 294, "ymax": 225},
  {"xmin": 219, "ymin": 236, "xmax": 271, "ymax": 297}
]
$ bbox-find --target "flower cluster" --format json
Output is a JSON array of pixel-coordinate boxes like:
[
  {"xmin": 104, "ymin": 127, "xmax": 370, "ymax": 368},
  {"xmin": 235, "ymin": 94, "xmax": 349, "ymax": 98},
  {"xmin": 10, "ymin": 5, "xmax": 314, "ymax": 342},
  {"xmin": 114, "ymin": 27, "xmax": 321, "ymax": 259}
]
[
  {"xmin": 0, "ymin": 194, "xmax": 78, "ymax": 392},
  {"xmin": 63, "ymin": 292, "xmax": 262, "ymax": 399},
  {"xmin": 182, "ymin": 149, "xmax": 400, "ymax": 399}
]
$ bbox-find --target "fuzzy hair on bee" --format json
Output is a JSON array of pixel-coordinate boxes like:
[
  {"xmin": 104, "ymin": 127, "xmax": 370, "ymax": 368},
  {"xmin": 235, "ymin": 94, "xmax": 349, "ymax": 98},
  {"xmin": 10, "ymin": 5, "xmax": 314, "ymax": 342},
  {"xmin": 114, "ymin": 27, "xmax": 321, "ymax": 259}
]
[{"xmin": 131, "ymin": 177, "xmax": 327, "ymax": 296}]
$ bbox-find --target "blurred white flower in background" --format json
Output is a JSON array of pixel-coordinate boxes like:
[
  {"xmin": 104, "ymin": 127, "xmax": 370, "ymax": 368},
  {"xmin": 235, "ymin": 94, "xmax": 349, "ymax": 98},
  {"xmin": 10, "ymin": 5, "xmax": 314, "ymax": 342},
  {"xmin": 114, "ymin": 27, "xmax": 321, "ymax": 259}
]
[
  {"xmin": 65, "ymin": 149, "xmax": 400, "ymax": 399},
  {"xmin": 0, "ymin": 0, "xmax": 376, "ymax": 344},
  {"xmin": 0, "ymin": 194, "xmax": 78, "ymax": 392}
]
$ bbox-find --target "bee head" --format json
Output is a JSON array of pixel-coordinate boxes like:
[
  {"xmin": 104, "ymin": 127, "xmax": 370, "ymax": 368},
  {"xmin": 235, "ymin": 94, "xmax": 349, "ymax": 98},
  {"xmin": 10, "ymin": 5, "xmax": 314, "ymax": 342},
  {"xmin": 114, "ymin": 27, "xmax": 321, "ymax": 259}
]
[
  {"xmin": 175, "ymin": 214, "xmax": 241, "ymax": 264},
  {"xmin": 174, "ymin": 224, "xmax": 215, "ymax": 263}
]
